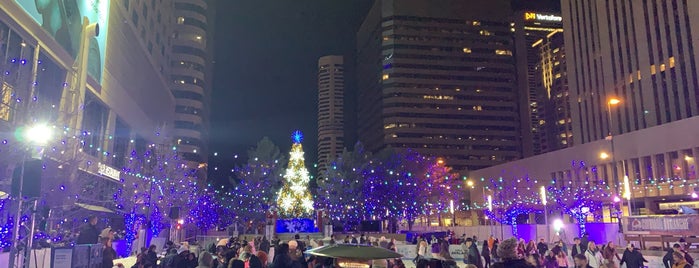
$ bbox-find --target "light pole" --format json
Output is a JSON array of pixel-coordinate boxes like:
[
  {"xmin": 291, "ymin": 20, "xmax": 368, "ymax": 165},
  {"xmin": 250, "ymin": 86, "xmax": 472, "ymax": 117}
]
[
  {"xmin": 10, "ymin": 124, "xmax": 53, "ymax": 268},
  {"xmin": 606, "ymin": 98, "xmax": 631, "ymax": 215},
  {"xmin": 540, "ymin": 186, "xmax": 549, "ymax": 243}
]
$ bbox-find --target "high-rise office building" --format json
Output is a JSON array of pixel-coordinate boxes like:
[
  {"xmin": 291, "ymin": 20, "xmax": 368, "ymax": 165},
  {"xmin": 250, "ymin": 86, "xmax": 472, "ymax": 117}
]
[
  {"xmin": 171, "ymin": 0, "xmax": 215, "ymax": 177},
  {"xmin": 513, "ymin": 11, "xmax": 564, "ymax": 156},
  {"xmin": 533, "ymin": 31, "xmax": 572, "ymax": 153},
  {"xmin": 317, "ymin": 55, "xmax": 345, "ymax": 177},
  {"xmin": 562, "ymin": 0, "xmax": 699, "ymax": 145},
  {"xmin": 357, "ymin": 0, "xmax": 518, "ymax": 172}
]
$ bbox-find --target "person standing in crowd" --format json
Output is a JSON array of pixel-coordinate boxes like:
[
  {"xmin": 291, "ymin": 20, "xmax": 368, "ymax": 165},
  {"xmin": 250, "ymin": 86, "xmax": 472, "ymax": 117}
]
[
  {"xmin": 571, "ymin": 238, "xmax": 583, "ymax": 258},
  {"xmin": 463, "ymin": 238, "xmax": 483, "ymax": 268},
  {"xmin": 196, "ymin": 251, "xmax": 214, "ymax": 268},
  {"xmin": 554, "ymin": 245, "xmax": 569, "ymax": 268},
  {"xmin": 573, "ymin": 254, "xmax": 592, "ymax": 268},
  {"xmin": 100, "ymin": 229, "xmax": 117, "ymax": 268},
  {"xmin": 601, "ymin": 241, "xmax": 620, "ymax": 268},
  {"xmin": 77, "ymin": 215, "xmax": 100, "ymax": 244},
  {"xmin": 482, "ymin": 240, "xmax": 491, "ymax": 268},
  {"xmin": 259, "ymin": 236, "xmax": 270, "ymax": 253},
  {"xmin": 491, "ymin": 238, "xmax": 535, "ymax": 268},
  {"xmin": 538, "ymin": 238, "xmax": 549, "ymax": 257},
  {"xmin": 543, "ymin": 250, "xmax": 558, "ymax": 268},
  {"xmin": 580, "ymin": 234, "xmax": 590, "ymax": 253},
  {"xmin": 145, "ymin": 244, "xmax": 158, "ymax": 268},
  {"xmin": 516, "ymin": 239, "xmax": 526, "ymax": 258},
  {"xmin": 584, "ymin": 242, "xmax": 602, "ymax": 268},
  {"xmin": 619, "ymin": 243, "xmax": 647, "ymax": 268},
  {"xmin": 492, "ymin": 239, "xmax": 500, "ymax": 263},
  {"xmin": 525, "ymin": 240, "xmax": 537, "ymax": 257},
  {"xmin": 672, "ymin": 251, "xmax": 692, "ymax": 268}
]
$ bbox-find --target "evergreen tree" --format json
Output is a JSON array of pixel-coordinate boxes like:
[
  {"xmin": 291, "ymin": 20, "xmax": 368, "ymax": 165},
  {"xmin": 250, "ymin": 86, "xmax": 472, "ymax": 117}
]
[
  {"xmin": 228, "ymin": 137, "xmax": 285, "ymax": 222},
  {"xmin": 276, "ymin": 131, "xmax": 314, "ymax": 218},
  {"xmin": 318, "ymin": 142, "xmax": 370, "ymax": 222}
]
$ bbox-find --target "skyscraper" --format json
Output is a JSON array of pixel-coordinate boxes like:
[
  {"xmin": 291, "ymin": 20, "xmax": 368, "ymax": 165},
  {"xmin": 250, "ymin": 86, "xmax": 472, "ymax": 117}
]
[
  {"xmin": 171, "ymin": 0, "xmax": 215, "ymax": 177},
  {"xmin": 513, "ymin": 11, "xmax": 564, "ymax": 156},
  {"xmin": 562, "ymin": 0, "xmax": 699, "ymax": 145},
  {"xmin": 533, "ymin": 31, "xmax": 572, "ymax": 154},
  {"xmin": 317, "ymin": 55, "xmax": 345, "ymax": 177},
  {"xmin": 356, "ymin": 0, "xmax": 518, "ymax": 172}
]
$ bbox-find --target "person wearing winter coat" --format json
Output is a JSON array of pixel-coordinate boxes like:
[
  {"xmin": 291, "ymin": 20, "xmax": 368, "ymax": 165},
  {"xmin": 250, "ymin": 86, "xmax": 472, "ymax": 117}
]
[
  {"xmin": 672, "ymin": 251, "xmax": 692, "ymax": 268},
  {"xmin": 463, "ymin": 238, "xmax": 483, "ymax": 268},
  {"xmin": 584, "ymin": 242, "xmax": 602, "ymax": 268},
  {"xmin": 491, "ymin": 238, "xmax": 536, "ymax": 268},
  {"xmin": 196, "ymin": 251, "xmax": 214, "ymax": 268},
  {"xmin": 481, "ymin": 240, "xmax": 491, "ymax": 268},
  {"xmin": 619, "ymin": 244, "xmax": 647, "ymax": 268},
  {"xmin": 663, "ymin": 247, "xmax": 676, "ymax": 268}
]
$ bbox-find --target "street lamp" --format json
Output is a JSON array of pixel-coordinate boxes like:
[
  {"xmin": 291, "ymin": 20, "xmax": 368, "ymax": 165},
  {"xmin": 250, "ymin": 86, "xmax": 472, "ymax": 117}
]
[
  {"xmin": 11, "ymin": 123, "xmax": 54, "ymax": 268},
  {"xmin": 540, "ymin": 186, "xmax": 549, "ymax": 243},
  {"xmin": 605, "ymin": 98, "xmax": 630, "ymax": 215}
]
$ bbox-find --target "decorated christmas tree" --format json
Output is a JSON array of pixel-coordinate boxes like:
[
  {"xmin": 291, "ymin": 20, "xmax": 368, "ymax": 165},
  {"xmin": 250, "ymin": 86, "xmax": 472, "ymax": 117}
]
[{"xmin": 276, "ymin": 131, "xmax": 314, "ymax": 218}]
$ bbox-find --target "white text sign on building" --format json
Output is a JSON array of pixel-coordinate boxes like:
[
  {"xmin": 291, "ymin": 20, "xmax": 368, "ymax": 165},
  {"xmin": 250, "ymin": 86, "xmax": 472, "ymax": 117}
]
[
  {"xmin": 98, "ymin": 163, "xmax": 121, "ymax": 181},
  {"xmin": 525, "ymin": 12, "xmax": 562, "ymax": 22}
]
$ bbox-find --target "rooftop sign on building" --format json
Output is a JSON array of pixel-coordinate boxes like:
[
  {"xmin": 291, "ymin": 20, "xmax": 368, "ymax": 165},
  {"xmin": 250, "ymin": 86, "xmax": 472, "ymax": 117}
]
[{"xmin": 525, "ymin": 12, "xmax": 562, "ymax": 22}]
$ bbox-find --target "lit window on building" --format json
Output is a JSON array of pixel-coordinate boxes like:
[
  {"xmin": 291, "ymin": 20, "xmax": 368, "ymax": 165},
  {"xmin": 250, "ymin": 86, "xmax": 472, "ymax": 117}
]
[
  {"xmin": 660, "ymin": 64, "xmax": 666, "ymax": 72},
  {"xmin": 0, "ymin": 83, "xmax": 12, "ymax": 121},
  {"xmin": 669, "ymin": 57, "xmax": 675, "ymax": 68},
  {"xmin": 384, "ymin": 123, "xmax": 397, "ymax": 129},
  {"xmin": 479, "ymin": 30, "xmax": 491, "ymax": 36},
  {"xmin": 650, "ymin": 65, "xmax": 656, "ymax": 75},
  {"xmin": 463, "ymin": 48, "xmax": 472, "ymax": 53},
  {"xmin": 177, "ymin": 17, "xmax": 184, "ymax": 24},
  {"xmin": 495, "ymin": 49, "xmax": 512, "ymax": 56},
  {"xmin": 473, "ymin": 105, "xmax": 483, "ymax": 111},
  {"xmin": 382, "ymin": 74, "xmax": 389, "ymax": 80},
  {"xmin": 473, "ymin": 21, "xmax": 481, "ymax": 26}
]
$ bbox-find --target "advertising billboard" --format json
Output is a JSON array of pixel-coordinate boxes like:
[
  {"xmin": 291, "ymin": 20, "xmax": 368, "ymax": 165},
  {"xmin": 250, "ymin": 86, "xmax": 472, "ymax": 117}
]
[{"xmin": 14, "ymin": 0, "xmax": 110, "ymax": 84}]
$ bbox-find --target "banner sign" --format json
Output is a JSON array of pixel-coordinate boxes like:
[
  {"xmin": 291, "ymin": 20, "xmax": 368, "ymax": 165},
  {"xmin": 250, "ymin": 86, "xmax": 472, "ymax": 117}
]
[
  {"xmin": 626, "ymin": 215, "xmax": 699, "ymax": 235},
  {"xmin": 14, "ymin": 0, "xmax": 110, "ymax": 84}
]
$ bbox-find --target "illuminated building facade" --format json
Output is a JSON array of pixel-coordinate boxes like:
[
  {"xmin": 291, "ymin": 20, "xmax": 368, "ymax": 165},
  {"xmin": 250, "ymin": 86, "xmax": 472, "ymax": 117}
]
[
  {"xmin": 533, "ymin": 31, "xmax": 572, "ymax": 153},
  {"xmin": 513, "ymin": 11, "xmax": 565, "ymax": 156},
  {"xmin": 171, "ymin": 0, "xmax": 215, "ymax": 177},
  {"xmin": 0, "ymin": 0, "xmax": 176, "ymax": 201},
  {"xmin": 357, "ymin": 0, "xmax": 519, "ymax": 172},
  {"xmin": 469, "ymin": 0, "xmax": 699, "ymax": 216},
  {"xmin": 317, "ymin": 55, "xmax": 345, "ymax": 177},
  {"xmin": 563, "ymin": 0, "xmax": 699, "ymax": 143}
]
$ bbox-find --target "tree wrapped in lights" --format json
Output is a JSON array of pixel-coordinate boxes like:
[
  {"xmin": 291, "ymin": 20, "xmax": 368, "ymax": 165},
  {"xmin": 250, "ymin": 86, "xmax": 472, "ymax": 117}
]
[
  {"xmin": 276, "ymin": 131, "xmax": 314, "ymax": 218},
  {"xmin": 318, "ymin": 143, "xmax": 371, "ymax": 222},
  {"xmin": 422, "ymin": 158, "xmax": 463, "ymax": 220},
  {"xmin": 363, "ymin": 148, "xmax": 428, "ymax": 229},
  {"xmin": 228, "ymin": 137, "xmax": 285, "ymax": 222},
  {"xmin": 188, "ymin": 192, "xmax": 221, "ymax": 233},
  {"xmin": 549, "ymin": 184, "xmax": 609, "ymax": 235}
]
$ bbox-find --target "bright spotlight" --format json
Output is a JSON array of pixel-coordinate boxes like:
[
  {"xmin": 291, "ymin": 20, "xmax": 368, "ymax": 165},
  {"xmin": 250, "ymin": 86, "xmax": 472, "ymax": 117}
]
[
  {"xmin": 599, "ymin": 152, "xmax": 610, "ymax": 159},
  {"xmin": 553, "ymin": 219, "xmax": 564, "ymax": 232},
  {"xmin": 24, "ymin": 124, "xmax": 53, "ymax": 145}
]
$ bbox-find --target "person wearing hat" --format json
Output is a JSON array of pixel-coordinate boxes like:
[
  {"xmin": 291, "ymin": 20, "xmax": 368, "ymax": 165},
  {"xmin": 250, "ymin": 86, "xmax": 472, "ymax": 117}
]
[
  {"xmin": 100, "ymin": 228, "xmax": 118, "ymax": 268},
  {"xmin": 491, "ymin": 238, "xmax": 536, "ymax": 268}
]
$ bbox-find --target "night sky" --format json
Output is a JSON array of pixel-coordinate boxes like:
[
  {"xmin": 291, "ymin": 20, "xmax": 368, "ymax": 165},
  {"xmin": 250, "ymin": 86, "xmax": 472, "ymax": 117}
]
[{"xmin": 209, "ymin": 0, "xmax": 561, "ymax": 183}]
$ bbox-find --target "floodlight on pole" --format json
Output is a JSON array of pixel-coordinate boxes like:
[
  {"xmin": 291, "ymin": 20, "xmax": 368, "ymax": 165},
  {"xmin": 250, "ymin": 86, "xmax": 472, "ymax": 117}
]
[
  {"xmin": 540, "ymin": 186, "xmax": 547, "ymax": 206},
  {"xmin": 24, "ymin": 124, "xmax": 54, "ymax": 145}
]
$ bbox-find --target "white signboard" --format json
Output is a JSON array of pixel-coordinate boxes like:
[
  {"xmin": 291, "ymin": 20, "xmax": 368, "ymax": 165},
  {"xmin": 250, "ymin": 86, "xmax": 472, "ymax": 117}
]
[{"xmin": 98, "ymin": 163, "xmax": 121, "ymax": 181}]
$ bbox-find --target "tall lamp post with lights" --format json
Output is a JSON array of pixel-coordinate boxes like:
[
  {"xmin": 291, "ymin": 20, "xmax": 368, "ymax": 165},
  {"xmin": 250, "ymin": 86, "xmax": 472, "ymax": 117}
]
[
  {"xmin": 10, "ymin": 124, "xmax": 54, "ymax": 268},
  {"xmin": 540, "ymin": 186, "xmax": 549, "ymax": 242},
  {"xmin": 605, "ymin": 98, "xmax": 631, "ymax": 215}
]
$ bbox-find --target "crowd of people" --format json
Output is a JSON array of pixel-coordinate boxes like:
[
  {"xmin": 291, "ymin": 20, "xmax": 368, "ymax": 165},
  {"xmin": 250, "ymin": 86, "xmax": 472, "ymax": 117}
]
[{"xmin": 411, "ymin": 232, "xmax": 695, "ymax": 268}]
